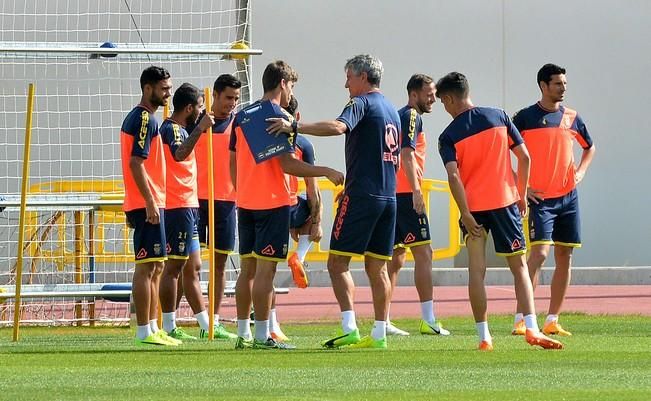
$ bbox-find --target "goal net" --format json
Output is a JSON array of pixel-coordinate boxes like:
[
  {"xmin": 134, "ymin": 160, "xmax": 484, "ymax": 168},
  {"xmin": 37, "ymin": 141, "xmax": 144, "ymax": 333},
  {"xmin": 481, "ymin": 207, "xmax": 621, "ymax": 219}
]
[{"xmin": 0, "ymin": 0, "xmax": 255, "ymax": 326}]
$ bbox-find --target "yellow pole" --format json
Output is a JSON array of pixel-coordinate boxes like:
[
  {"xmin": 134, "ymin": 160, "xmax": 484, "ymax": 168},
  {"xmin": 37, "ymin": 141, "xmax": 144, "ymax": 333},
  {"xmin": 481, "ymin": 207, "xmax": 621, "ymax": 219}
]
[
  {"xmin": 157, "ymin": 105, "xmax": 170, "ymax": 329},
  {"xmin": 74, "ymin": 211, "xmax": 84, "ymax": 326},
  {"xmin": 88, "ymin": 211, "xmax": 96, "ymax": 326},
  {"xmin": 205, "ymin": 88, "xmax": 216, "ymax": 341},
  {"xmin": 13, "ymin": 83, "xmax": 35, "ymax": 342}
]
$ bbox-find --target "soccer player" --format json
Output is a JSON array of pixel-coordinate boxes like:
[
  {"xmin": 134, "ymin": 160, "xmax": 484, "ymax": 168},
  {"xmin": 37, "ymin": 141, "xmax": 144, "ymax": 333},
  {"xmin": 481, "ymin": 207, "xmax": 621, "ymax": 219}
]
[
  {"xmin": 436, "ymin": 72, "xmax": 563, "ymax": 351},
  {"xmin": 386, "ymin": 74, "xmax": 449, "ymax": 337},
  {"xmin": 120, "ymin": 66, "xmax": 176, "ymax": 346},
  {"xmin": 267, "ymin": 95, "xmax": 324, "ymax": 343},
  {"xmin": 230, "ymin": 60, "xmax": 344, "ymax": 350},
  {"xmin": 158, "ymin": 83, "xmax": 216, "ymax": 341},
  {"xmin": 193, "ymin": 74, "xmax": 242, "ymax": 340},
  {"xmin": 511, "ymin": 64, "xmax": 595, "ymax": 336},
  {"xmin": 286, "ymin": 95, "xmax": 323, "ymax": 289},
  {"xmin": 268, "ymin": 54, "xmax": 401, "ymax": 349}
]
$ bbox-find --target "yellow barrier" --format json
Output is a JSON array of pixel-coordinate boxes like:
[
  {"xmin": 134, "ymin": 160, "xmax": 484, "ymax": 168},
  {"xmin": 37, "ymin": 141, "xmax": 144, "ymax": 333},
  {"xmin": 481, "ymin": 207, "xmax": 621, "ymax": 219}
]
[
  {"xmin": 295, "ymin": 178, "xmax": 461, "ymax": 262},
  {"xmin": 19, "ymin": 177, "xmax": 462, "ymax": 267}
]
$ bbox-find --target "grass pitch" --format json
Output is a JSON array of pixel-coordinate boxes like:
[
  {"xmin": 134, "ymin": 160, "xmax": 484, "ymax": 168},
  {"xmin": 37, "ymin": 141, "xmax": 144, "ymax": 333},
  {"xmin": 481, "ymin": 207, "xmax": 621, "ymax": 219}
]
[{"xmin": 1, "ymin": 314, "xmax": 650, "ymax": 401}]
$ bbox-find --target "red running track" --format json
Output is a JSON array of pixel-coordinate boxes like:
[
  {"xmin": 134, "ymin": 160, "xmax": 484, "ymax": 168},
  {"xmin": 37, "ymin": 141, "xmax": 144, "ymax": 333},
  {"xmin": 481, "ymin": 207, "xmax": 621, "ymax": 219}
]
[{"xmin": 218, "ymin": 285, "xmax": 651, "ymax": 322}]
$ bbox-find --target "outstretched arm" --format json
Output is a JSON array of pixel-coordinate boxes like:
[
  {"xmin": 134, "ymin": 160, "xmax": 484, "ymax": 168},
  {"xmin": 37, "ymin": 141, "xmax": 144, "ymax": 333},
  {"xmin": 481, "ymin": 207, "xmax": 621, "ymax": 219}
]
[
  {"xmin": 267, "ymin": 118, "xmax": 347, "ymax": 137},
  {"xmin": 278, "ymin": 153, "xmax": 344, "ymax": 186}
]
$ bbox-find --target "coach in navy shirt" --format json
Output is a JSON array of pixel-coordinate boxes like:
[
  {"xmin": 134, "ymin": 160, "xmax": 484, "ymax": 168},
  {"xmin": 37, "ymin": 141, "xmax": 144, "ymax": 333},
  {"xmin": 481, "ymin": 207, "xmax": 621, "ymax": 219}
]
[{"xmin": 267, "ymin": 54, "xmax": 400, "ymax": 349}]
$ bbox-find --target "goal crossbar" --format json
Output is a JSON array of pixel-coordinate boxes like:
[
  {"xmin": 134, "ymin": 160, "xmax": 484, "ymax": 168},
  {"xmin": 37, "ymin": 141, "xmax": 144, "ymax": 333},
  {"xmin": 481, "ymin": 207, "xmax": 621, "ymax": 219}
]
[{"xmin": 0, "ymin": 46, "xmax": 262, "ymax": 57}]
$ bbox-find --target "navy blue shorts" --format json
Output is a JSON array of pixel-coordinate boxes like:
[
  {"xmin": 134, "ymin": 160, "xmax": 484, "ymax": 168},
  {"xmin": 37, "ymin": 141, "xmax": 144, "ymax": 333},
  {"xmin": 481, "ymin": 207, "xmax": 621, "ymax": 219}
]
[
  {"xmin": 238, "ymin": 206, "xmax": 290, "ymax": 261},
  {"xmin": 528, "ymin": 189, "xmax": 581, "ymax": 248},
  {"xmin": 290, "ymin": 195, "xmax": 311, "ymax": 229},
  {"xmin": 125, "ymin": 208, "xmax": 167, "ymax": 264},
  {"xmin": 394, "ymin": 193, "xmax": 431, "ymax": 248},
  {"xmin": 330, "ymin": 194, "xmax": 396, "ymax": 260},
  {"xmin": 198, "ymin": 199, "xmax": 236, "ymax": 254},
  {"xmin": 165, "ymin": 208, "xmax": 200, "ymax": 259},
  {"xmin": 460, "ymin": 203, "xmax": 526, "ymax": 256}
]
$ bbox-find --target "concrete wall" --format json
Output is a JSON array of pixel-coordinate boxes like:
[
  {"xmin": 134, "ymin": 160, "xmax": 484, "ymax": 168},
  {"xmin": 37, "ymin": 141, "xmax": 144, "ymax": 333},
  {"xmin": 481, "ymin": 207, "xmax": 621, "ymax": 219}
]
[
  {"xmin": 252, "ymin": 0, "xmax": 651, "ymax": 267},
  {"xmin": 0, "ymin": 1, "xmax": 647, "ymax": 270}
]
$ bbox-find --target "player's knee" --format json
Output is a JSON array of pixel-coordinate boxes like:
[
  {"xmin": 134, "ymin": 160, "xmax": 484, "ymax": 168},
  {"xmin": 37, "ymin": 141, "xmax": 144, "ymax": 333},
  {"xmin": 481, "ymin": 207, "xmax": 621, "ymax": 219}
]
[
  {"xmin": 181, "ymin": 263, "xmax": 199, "ymax": 280},
  {"xmin": 467, "ymin": 263, "xmax": 487, "ymax": 280},
  {"xmin": 366, "ymin": 268, "xmax": 390, "ymax": 288},
  {"xmin": 152, "ymin": 262, "xmax": 164, "ymax": 275},
  {"xmin": 134, "ymin": 264, "xmax": 156, "ymax": 279},
  {"xmin": 253, "ymin": 267, "xmax": 276, "ymax": 287},
  {"xmin": 412, "ymin": 245, "xmax": 432, "ymax": 264},
  {"xmin": 239, "ymin": 263, "xmax": 257, "ymax": 281},
  {"xmin": 529, "ymin": 248, "xmax": 549, "ymax": 265},
  {"xmin": 164, "ymin": 260, "xmax": 184, "ymax": 276},
  {"xmin": 327, "ymin": 255, "xmax": 350, "ymax": 274},
  {"xmin": 214, "ymin": 262, "xmax": 226, "ymax": 274},
  {"xmin": 555, "ymin": 245, "xmax": 574, "ymax": 259},
  {"xmin": 388, "ymin": 261, "xmax": 402, "ymax": 275}
]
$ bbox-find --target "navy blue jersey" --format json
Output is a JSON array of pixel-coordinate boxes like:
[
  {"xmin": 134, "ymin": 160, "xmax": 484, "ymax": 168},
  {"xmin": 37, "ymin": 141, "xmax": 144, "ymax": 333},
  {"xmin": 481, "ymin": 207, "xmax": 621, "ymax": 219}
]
[
  {"xmin": 512, "ymin": 104, "xmax": 592, "ymax": 149},
  {"xmin": 336, "ymin": 91, "xmax": 400, "ymax": 199},
  {"xmin": 159, "ymin": 118, "xmax": 189, "ymax": 155},
  {"xmin": 120, "ymin": 105, "xmax": 166, "ymax": 211},
  {"xmin": 512, "ymin": 103, "xmax": 593, "ymax": 198},
  {"xmin": 159, "ymin": 118, "xmax": 198, "ymax": 209},
  {"xmin": 121, "ymin": 105, "xmax": 160, "ymax": 159},
  {"xmin": 396, "ymin": 105, "xmax": 426, "ymax": 193},
  {"xmin": 438, "ymin": 107, "xmax": 523, "ymax": 211},
  {"xmin": 295, "ymin": 134, "xmax": 315, "ymax": 165},
  {"xmin": 289, "ymin": 134, "xmax": 316, "ymax": 203},
  {"xmin": 398, "ymin": 105, "xmax": 423, "ymax": 150}
]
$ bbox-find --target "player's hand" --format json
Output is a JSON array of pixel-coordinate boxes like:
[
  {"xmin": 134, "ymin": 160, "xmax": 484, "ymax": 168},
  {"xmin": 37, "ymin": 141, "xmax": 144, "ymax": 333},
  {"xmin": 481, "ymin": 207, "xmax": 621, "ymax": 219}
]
[
  {"xmin": 461, "ymin": 212, "xmax": 483, "ymax": 239},
  {"xmin": 575, "ymin": 169, "xmax": 585, "ymax": 184},
  {"xmin": 197, "ymin": 111, "xmax": 215, "ymax": 132},
  {"xmin": 412, "ymin": 190, "xmax": 426, "ymax": 215},
  {"xmin": 290, "ymin": 228, "xmax": 299, "ymax": 242},
  {"xmin": 334, "ymin": 190, "xmax": 344, "ymax": 204},
  {"xmin": 309, "ymin": 223, "xmax": 323, "ymax": 243},
  {"xmin": 145, "ymin": 200, "xmax": 160, "ymax": 225},
  {"xmin": 266, "ymin": 117, "xmax": 292, "ymax": 135},
  {"xmin": 527, "ymin": 188, "xmax": 544, "ymax": 204},
  {"xmin": 325, "ymin": 168, "xmax": 344, "ymax": 186},
  {"xmin": 516, "ymin": 199, "xmax": 528, "ymax": 218}
]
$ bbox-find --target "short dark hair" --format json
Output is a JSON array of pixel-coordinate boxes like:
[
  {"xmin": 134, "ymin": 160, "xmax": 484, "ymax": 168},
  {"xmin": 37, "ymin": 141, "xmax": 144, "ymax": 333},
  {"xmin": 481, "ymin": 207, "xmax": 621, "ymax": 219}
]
[
  {"xmin": 172, "ymin": 82, "xmax": 202, "ymax": 111},
  {"xmin": 262, "ymin": 60, "xmax": 298, "ymax": 93},
  {"xmin": 213, "ymin": 74, "xmax": 242, "ymax": 93},
  {"xmin": 435, "ymin": 72, "xmax": 469, "ymax": 99},
  {"xmin": 140, "ymin": 65, "xmax": 170, "ymax": 91},
  {"xmin": 283, "ymin": 96, "xmax": 299, "ymax": 117},
  {"xmin": 407, "ymin": 74, "xmax": 434, "ymax": 94},
  {"xmin": 537, "ymin": 63, "xmax": 566, "ymax": 87}
]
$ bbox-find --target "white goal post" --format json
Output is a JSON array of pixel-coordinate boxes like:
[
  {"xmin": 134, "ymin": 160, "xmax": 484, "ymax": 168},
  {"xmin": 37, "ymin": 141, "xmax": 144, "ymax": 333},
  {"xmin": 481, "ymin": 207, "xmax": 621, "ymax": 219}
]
[{"xmin": 0, "ymin": 0, "xmax": 262, "ymax": 327}]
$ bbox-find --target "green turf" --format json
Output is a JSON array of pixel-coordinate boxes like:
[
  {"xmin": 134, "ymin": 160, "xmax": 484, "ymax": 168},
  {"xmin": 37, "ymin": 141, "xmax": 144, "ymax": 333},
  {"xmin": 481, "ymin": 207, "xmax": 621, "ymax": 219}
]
[{"xmin": 1, "ymin": 315, "xmax": 650, "ymax": 401}]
